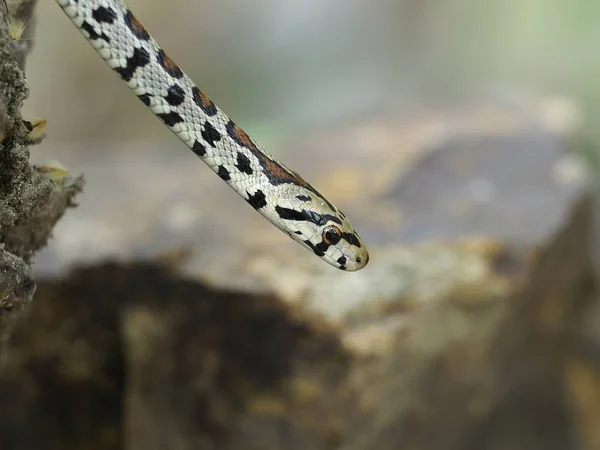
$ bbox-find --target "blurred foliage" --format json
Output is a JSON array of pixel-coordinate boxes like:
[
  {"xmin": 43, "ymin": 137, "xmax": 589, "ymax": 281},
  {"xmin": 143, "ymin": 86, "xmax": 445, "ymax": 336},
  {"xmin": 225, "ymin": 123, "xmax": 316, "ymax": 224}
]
[{"xmin": 28, "ymin": 0, "xmax": 600, "ymax": 159}]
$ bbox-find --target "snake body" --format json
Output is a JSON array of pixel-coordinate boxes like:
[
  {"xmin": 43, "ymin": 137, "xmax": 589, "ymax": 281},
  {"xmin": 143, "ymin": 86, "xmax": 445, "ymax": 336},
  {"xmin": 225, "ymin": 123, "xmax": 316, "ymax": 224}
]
[{"xmin": 54, "ymin": 0, "xmax": 369, "ymax": 271}]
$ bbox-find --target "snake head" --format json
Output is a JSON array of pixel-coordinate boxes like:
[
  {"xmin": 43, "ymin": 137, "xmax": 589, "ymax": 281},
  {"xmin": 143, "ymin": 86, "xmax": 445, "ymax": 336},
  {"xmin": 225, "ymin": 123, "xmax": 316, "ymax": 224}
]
[{"xmin": 267, "ymin": 186, "xmax": 369, "ymax": 271}]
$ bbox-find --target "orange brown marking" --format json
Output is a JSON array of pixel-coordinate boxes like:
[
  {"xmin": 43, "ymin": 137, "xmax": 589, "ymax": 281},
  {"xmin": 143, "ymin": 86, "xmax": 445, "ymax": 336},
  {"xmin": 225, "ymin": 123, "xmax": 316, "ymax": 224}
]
[
  {"xmin": 162, "ymin": 54, "xmax": 177, "ymax": 71},
  {"xmin": 156, "ymin": 49, "xmax": 183, "ymax": 78},
  {"xmin": 129, "ymin": 15, "xmax": 145, "ymax": 35},
  {"xmin": 228, "ymin": 121, "xmax": 259, "ymax": 151},
  {"xmin": 198, "ymin": 90, "xmax": 212, "ymax": 110},
  {"xmin": 225, "ymin": 119, "xmax": 336, "ymax": 210},
  {"xmin": 192, "ymin": 86, "xmax": 218, "ymax": 116},
  {"xmin": 124, "ymin": 10, "xmax": 149, "ymax": 40},
  {"xmin": 226, "ymin": 120, "xmax": 306, "ymax": 185}
]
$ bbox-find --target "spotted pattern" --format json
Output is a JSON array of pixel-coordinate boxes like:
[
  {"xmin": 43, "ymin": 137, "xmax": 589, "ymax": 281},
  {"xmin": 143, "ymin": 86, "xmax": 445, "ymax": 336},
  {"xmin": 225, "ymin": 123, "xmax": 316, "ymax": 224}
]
[
  {"xmin": 92, "ymin": 6, "xmax": 116, "ymax": 23},
  {"xmin": 138, "ymin": 93, "xmax": 151, "ymax": 106},
  {"xmin": 80, "ymin": 21, "xmax": 109, "ymax": 42},
  {"xmin": 164, "ymin": 84, "xmax": 185, "ymax": 106},
  {"xmin": 157, "ymin": 49, "xmax": 184, "ymax": 78},
  {"xmin": 217, "ymin": 165, "xmax": 230, "ymax": 181},
  {"xmin": 192, "ymin": 86, "xmax": 218, "ymax": 116},
  {"xmin": 54, "ymin": 0, "xmax": 369, "ymax": 271},
  {"xmin": 192, "ymin": 140, "xmax": 206, "ymax": 156},
  {"xmin": 201, "ymin": 122, "xmax": 221, "ymax": 147},
  {"xmin": 114, "ymin": 47, "xmax": 150, "ymax": 81},
  {"xmin": 247, "ymin": 190, "xmax": 267, "ymax": 210},
  {"xmin": 124, "ymin": 10, "xmax": 149, "ymax": 40},
  {"xmin": 236, "ymin": 152, "xmax": 253, "ymax": 175},
  {"xmin": 157, "ymin": 111, "xmax": 183, "ymax": 127}
]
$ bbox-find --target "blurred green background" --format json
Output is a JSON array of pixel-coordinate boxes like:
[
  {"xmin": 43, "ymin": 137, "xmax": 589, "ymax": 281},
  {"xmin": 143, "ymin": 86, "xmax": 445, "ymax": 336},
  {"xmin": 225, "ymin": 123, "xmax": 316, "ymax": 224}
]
[{"xmin": 29, "ymin": 0, "xmax": 594, "ymax": 156}]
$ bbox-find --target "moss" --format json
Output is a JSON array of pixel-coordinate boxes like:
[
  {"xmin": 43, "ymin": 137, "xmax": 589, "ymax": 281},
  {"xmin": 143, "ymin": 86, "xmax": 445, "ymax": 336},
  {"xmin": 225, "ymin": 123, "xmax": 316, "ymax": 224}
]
[{"xmin": 0, "ymin": 3, "xmax": 83, "ymax": 345}]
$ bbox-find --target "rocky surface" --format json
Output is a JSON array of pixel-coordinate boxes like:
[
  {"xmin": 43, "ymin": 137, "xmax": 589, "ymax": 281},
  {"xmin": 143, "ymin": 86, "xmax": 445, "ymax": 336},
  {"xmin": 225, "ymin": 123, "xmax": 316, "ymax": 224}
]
[
  {"xmin": 1, "ymin": 2, "xmax": 600, "ymax": 449},
  {"xmin": 1, "ymin": 193, "xmax": 598, "ymax": 450},
  {"xmin": 32, "ymin": 101, "xmax": 588, "ymax": 294}
]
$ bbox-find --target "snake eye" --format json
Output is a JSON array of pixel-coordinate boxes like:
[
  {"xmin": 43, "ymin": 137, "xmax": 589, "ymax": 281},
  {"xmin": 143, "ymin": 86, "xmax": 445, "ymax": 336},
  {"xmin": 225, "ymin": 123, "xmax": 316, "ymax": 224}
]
[{"xmin": 322, "ymin": 225, "xmax": 342, "ymax": 245}]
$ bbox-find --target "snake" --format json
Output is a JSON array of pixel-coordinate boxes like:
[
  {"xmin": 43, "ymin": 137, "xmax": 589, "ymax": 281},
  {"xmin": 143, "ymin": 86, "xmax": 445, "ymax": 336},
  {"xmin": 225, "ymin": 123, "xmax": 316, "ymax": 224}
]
[{"xmin": 53, "ymin": 0, "xmax": 369, "ymax": 271}]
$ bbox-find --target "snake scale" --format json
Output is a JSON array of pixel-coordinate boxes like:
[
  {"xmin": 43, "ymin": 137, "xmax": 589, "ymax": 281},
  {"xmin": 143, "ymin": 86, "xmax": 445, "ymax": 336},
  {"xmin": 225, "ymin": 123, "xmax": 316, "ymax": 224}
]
[{"xmin": 54, "ymin": 0, "xmax": 369, "ymax": 271}]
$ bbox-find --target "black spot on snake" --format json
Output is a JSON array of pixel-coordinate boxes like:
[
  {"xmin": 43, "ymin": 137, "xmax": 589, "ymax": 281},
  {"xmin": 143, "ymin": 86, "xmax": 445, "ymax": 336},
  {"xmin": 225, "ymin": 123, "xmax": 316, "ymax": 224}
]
[
  {"xmin": 323, "ymin": 214, "xmax": 343, "ymax": 225},
  {"xmin": 138, "ymin": 93, "xmax": 152, "ymax": 106},
  {"xmin": 296, "ymin": 194, "xmax": 311, "ymax": 202},
  {"xmin": 157, "ymin": 112, "xmax": 184, "ymax": 127},
  {"xmin": 201, "ymin": 122, "xmax": 221, "ymax": 147},
  {"xmin": 192, "ymin": 86, "xmax": 218, "ymax": 116},
  {"xmin": 302, "ymin": 210, "xmax": 328, "ymax": 226},
  {"xmin": 337, "ymin": 256, "xmax": 347, "ymax": 266},
  {"xmin": 114, "ymin": 47, "xmax": 150, "ymax": 81},
  {"xmin": 315, "ymin": 241, "xmax": 330, "ymax": 254},
  {"xmin": 235, "ymin": 152, "xmax": 253, "ymax": 175},
  {"xmin": 92, "ymin": 6, "xmax": 116, "ymax": 24},
  {"xmin": 217, "ymin": 166, "xmax": 230, "ymax": 181},
  {"xmin": 275, "ymin": 207, "xmax": 339, "ymax": 227},
  {"xmin": 275, "ymin": 206, "xmax": 306, "ymax": 222},
  {"xmin": 192, "ymin": 140, "xmax": 206, "ymax": 157},
  {"xmin": 124, "ymin": 9, "xmax": 150, "ymax": 40},
  {"xmin": 80, "ymin": 21, "xmax": 109, "ymax": 42},
  {"xmin": 303, "ymin": 240, "xmax": 325, "ymax": 257},
  {"xmin": 157, "ymin": 49, "xmax": 183, "ymax": 79},
  {"xmin": 293, "ymin": 231, "xmax": 303, "ymax": 235},
  {"xmin": 247, "ymin": 190, "xmax": 267, "ymax": 210},
  {"xmin": 164, "ymin": 84, "xmax": 185, "ymax": 106},
  {"xmin": 341, "ymin": 232, "xmax": 362, "ymax": 248}
]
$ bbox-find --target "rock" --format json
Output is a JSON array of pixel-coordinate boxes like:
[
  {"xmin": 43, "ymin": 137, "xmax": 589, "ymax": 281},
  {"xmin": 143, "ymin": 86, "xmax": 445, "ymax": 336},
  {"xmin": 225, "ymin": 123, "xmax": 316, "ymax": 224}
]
[
  {"xmin": 1, "ymin": 193, "xmax": 598, "ymax": 449},
  {"xmin": 1, "ymin": 261, "xmax": 351, "ymax": 449},
  {"xmin": 32, "ymin": 102, "xmax": 587, "ymax": 302},
  {"xmin": 345, "ymin": 194, "xmax": 596, "ymax": 450}
]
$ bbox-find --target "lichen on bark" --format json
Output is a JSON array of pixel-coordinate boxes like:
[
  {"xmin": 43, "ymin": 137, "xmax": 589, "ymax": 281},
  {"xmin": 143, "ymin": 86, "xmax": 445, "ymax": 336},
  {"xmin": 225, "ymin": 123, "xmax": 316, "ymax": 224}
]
[{"xmin": 0, "ymin": 0, "xmax": 83, "ymax": 343}]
